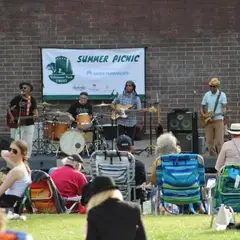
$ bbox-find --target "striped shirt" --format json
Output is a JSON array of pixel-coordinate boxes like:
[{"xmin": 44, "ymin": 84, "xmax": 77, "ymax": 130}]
[{"xmin": 112, "ymin": 91, "xmax": 141, "ymax": 127}]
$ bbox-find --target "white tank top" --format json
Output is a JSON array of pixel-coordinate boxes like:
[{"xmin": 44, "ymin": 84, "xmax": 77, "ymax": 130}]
[{"xmin": 5, "ymin": 166, "xmax": 31, "ymax": 197}]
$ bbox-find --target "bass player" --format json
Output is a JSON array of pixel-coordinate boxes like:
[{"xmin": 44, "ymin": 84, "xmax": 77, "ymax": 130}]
[
  {"xmin": 200, "ymin": 77, "xmax": 227, "ymax": 156},
  {"xmin": 110, "ymin": 80, "xmax": 142, "ymax": 144},
  {"xmin": 7, "ymin": 82, "xmax": 38, "ymax": 158}
]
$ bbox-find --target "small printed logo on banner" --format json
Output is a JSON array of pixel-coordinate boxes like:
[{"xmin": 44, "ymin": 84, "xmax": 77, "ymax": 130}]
[
  {"xmin": 46, "ymin": 56, "xmax": 75, "ymax": 84},
  {"xmin": 73, "ymin": 85, "xmax": 86, "ymax": 91},
  {"xmin": 89, "ymin": 84, "xmax": 99, "ymax": 92}
]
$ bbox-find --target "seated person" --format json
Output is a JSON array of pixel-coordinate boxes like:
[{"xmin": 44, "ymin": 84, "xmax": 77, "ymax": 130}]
[
  {"xmin": 116, "ymin": 135, "xmax": 147, "ymax": 202},
  {"xmin": 151, "ymin": 132, "xmax": 181, "ymax": 185},
  {"xmin": 0, "ymin": 140, "xmax": 31, "ymax": 208},
  {"xmin": 50, "ymin": 154, "xmax": 88, "ymax": 209},
  {"xmin": 215, "ymin": 123, "xmax": 240, "ymax": 172},
  {"xmin": 151, "ymin": 132, "xmax": 205, "ymax": 213}
]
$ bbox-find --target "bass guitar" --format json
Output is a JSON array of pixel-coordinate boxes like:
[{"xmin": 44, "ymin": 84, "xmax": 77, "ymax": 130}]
[
  {"xmin": 6, "ymin": 111, "xmax": 34, "ymax": 128},
  {"xmin": 111, "ymin": 104, "xmax": 157, "ymax": 120}
]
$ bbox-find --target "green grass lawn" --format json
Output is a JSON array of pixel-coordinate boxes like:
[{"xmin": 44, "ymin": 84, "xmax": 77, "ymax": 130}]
[{"xmin": 7, "ymin": 214, "xmax": 240, "ymax": 240}]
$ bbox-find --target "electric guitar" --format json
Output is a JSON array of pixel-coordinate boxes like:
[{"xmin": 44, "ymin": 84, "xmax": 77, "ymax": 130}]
[
  {"xmin": 6, "ymin": 111, "xmax": 35, "ymax": 128},
  {"xmin": 199, "ymin": 110, "xmax": 231, "ymax": 128},
  {"xmin": 111, "ymin": 104, "xmax": 157, "ymax": 120}
]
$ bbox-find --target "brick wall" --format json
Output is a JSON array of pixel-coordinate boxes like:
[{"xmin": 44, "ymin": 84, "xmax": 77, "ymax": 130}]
[{"xmin": 1, "ymin": 0, "xmax": 240, "ymax": 135}]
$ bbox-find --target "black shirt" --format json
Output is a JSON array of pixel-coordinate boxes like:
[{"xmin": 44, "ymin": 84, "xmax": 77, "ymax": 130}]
[
  {"xmin": 135, "ymin": 159, "xmax": 146, "ymax": 200},
  {"xmin": 67, "ymin": 101, "xmax": 93, "ymax": 119},
  {"xmin": 10, "ymin": 95, "xmax": 37, "ymax": 126}
]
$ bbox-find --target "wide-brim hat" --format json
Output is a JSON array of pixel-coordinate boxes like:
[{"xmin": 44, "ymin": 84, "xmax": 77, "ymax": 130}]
[
  {"xmin": 19, "ymin": 82, "xmax": 33, "ymax": 92},
  {"xmin": 90, "ymin": 176, "xmax": 118, "ymax": 196},
  {"xmin": 209, "ymin": 77, "xmax": 220, "ymax": 87},
  {"xmin": 227, "ymin": 123, "xmax": 240, "ymax": 135}
]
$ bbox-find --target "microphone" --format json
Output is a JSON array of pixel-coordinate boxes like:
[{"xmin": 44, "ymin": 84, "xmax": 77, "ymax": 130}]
[
  {"xmin": 20, "ymin": 90, "xmax": 23, "ymax": 95},
  {"xmin": 111, "ymin": 89, "xmax": 115, "ymax": 96}
]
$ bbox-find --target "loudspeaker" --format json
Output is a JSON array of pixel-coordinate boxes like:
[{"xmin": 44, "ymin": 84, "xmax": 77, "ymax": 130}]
[
  {"xmin": 0, "ymin": 136, "xmax": 13, "ymax": 152},
  {"xmin": 169, "ymin": 111, "xmax": 199, "ymax": 153},
  {"xmin": 167, "ymin": 111, "xmax": 193, "ymax": 132},
  {"xmin": 28, "ymin": 155, "xmax": 57, "ymax": 171},
  {"xmin": 172, "ymin": 132, "xmax": 193, "ymax": 152}
]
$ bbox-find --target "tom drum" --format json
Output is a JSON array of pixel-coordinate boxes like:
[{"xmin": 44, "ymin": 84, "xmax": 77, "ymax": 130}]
[
  {"xmin": 76, "ymin": 113, "xmax": 92, "ymax": 130},
  {"xmin": 46, "ymin": 121, "xmax": 69, "ymax": 140}
]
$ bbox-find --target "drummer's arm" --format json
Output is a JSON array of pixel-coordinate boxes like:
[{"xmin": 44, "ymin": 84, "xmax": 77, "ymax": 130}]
[
  {"xmin": 67, "ymin": 105, "xmax": 76, "ymax": 121},
  {"xmin": 68, "ymin": 113, "xmax": 75, "ymax": 122}
]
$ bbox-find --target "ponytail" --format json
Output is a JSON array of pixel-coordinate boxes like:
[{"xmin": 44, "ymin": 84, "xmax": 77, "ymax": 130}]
[{"xmin": 23, "ymin": 156, "xmax": 31, "ymax": 174}]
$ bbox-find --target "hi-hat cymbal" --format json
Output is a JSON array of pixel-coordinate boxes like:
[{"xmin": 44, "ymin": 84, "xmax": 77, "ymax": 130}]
[
  {"xmin": 46, "ymin": 111, "xmax": 70, "ymax": 116},
  {"xmin": 94, "ymin": 102, "xmax": 111, "ymax": 107},
  {"xmin": 37, "ymin": 102, "xmax": 53, "ymax": 108}
]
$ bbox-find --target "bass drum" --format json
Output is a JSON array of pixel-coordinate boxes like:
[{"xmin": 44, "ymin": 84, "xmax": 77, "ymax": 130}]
[{"xmin": 59, "ymin": 129, "xmax": 85, "ymax": 155}]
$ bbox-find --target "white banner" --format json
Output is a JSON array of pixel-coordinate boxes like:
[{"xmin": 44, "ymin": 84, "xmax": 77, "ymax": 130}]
[{"xmin": 41, "ymin": 48, "xmax": 145, "ymax": 99}]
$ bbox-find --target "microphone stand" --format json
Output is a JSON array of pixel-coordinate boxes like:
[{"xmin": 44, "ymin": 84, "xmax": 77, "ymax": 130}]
[
  {"xmin": 17, "ymin": 95, "xmax": 23, "ymax": 140},
  {"xmin": 111, "ymin": 91, "xmax": 118, "ymax": 150}
]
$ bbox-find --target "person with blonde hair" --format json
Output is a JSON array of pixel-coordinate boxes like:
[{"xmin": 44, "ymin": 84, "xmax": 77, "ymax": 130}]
[
  {"xmin": 86, "ymin": 176, "xmax": 147, "ymax": 240},
  {"xmin": 151, "ymin": 132, "xmax": 181, "ymax": 185},
  {"xmin": 0, "ymin": 140, "xmax": 31, "ymax": 208}
]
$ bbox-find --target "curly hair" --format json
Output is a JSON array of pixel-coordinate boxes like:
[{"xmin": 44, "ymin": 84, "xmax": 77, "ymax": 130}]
[{"xmin": 155, "ymin": 132, "xmax": 181, "ymax": 156}]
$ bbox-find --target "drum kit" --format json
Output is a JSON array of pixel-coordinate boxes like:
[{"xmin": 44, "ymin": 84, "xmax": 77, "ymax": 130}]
[{"xmin": 33, "ymin": 102, "xmax": 111, "ymax": 156}]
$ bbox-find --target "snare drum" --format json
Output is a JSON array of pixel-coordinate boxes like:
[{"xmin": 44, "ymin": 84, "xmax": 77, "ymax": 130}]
[
  {"xmin": 46, "ymin": 121, "xmax": 69, "ymax": 140},
  {"xmin": 76, "ymin": 113, "xmax": 92, "ymax": 130},
  {"xmin": 60, "ymin": 129, "xmax": 85, "ymax": 155}
]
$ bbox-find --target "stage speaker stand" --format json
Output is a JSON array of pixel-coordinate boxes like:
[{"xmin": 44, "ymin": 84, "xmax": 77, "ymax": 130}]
[{"xmin": 167, "ymin": 109, "xmax": 199, "ymax": 153}]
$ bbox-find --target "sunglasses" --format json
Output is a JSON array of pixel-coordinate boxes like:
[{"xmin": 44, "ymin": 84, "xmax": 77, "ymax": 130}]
[
  {"xmin": 22, "ymin": 87, "xmax": 28, "ymax": 90},
  {"xmin": 126, "ymin": 84, "xmax": 132, "ymax": 87},
  {"xmin": 9, "ymin": 148, "xmax": 18, "ymax": 154},
  {"xmin": 209, "ymin": 85, "xmax": 217, "ymax": 88}
]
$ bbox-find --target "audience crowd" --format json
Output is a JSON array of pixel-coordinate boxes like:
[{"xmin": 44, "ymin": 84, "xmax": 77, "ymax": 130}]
[{"xmin": 1, "ymin": 123, "xmax": 240, "ymax": 239}]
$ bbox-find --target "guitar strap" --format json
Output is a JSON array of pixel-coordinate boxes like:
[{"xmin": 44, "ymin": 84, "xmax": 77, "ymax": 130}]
[{"xmin": 213, "ymin": 91, "xmax": 221, "ymax": 114}]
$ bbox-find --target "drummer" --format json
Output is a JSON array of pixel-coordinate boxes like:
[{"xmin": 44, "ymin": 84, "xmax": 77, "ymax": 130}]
[{"xmin": 67, "ymin": 92, "xmax": 93, "ymax": 128}]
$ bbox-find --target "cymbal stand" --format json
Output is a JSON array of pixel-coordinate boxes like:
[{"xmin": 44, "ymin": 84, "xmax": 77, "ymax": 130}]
[
  {"xmin": 93, "ymin": 114, "xmax": 109, "ymax": 151},
  {"xmin": 134, "ymin": 111, "xmax": 155, "ymax": 156},
  {"xmin": 32, "ymin": 110, "xmax": 57, "ymax": 155}
]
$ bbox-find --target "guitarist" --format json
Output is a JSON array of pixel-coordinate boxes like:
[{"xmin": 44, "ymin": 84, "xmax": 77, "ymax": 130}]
[
  {"xmin": 110, "ymin": 81, "xmax": 141, "ymax": 144},
  {"xmin": 200, "ymin": 77, "xmax": 227, "ymax": 156},
  {"xmin": 7, "ymin": 82, "xmax": 38, "ymax": 158}
]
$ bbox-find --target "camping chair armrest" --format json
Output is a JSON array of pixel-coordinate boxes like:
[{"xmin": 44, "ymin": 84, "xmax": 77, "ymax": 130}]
[{"xmin": 64, "ymin": 196, "xmax": 82, "ymax": 202}]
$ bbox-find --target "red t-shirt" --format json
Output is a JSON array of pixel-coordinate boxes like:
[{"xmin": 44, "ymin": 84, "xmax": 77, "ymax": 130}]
[{"xmin": 50, "ymin": 165, "xmax": 87, "ymax": 198}]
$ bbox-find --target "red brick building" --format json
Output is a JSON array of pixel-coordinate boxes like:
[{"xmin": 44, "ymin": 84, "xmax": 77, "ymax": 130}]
[{"xmin": 1, "ymin": 0, "xmax": 239, "ymax": 135}]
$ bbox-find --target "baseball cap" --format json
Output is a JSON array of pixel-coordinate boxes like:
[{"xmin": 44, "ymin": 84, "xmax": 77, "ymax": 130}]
[
  {"xmin": 116, "ymin": 135, "xmax": 133, "ymax": 150},
  {"xmin": 68, "ymin": 154, "xmax": 83, "ymax": 163}
]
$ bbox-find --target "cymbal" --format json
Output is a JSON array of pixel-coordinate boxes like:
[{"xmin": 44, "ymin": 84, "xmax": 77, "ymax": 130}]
[
  {"xmin": 46, "ymin": 111, "xmax": 70, "ymax": 116},
  {"xmin": 94, "ymin": 102, "xmax": 111, "ymax": 107},
  {"xmin": 37, "ymin": 102, "xmax": 53, "ymax": 108}
]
